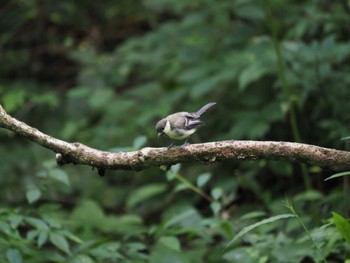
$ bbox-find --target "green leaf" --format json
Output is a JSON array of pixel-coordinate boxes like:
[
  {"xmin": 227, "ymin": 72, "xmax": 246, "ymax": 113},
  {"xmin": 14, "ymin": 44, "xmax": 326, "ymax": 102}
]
[
  {"xmin": 26, "ymin": 186, "xmax": 41, "ymax": 204},
  {"xmin": 177, "ymin": 66, "xmax": 208, "ymax": 83},
  {"xmin": 71, "ymin": 200, "xmax": 105, "ymax": 229},
  {"xmin": 166, "ymin": 164, "xmax": 181, "ymax": 181},
  {"xmin": 294, "ymin": 190, "xmax": 323, "ymax": 202},
  {"xmin": 61, "ymin": 230, "xmax": 83, "ymax": 244},
  {"xmin": 67, "ymin": 86, "xmax": 91, "ymax": 98},
  {"xmin": 2, "ymin": 89, "xmax": 27, "ymax": 113},
  {"xmin": 102, "ymin": 214, "xmax": 144, "ymax": 235},
  {"xmin": 224, "ymin": 214, "xmax": 295, "ymax": 250},
  {"xmin": 174, "ymin": 183, "xmax": 189, "ymax": 192},
  {"xmin": 127, "ymin": 184, "xmax": 167, "ymax": 209},
  {"xmin": 159, "ymin": 236, "xmax": 181, "ymax": 251},
  {"xmin": 150, "ymin": 236, "xmax": 189, "ymax": 263},
  {"xmin": 6, "ymin": 249, "xmax": 22, "ymax": 263},
  {"xmin": 332, "ymin": 212, "xmax": 350, "ymax": 245},
  {"xmin": 50, "ymin": 232, "xmax": 71, "ymax": 255},
  {"xmin": 26, "ymin": 230, "xmax": 38, "ymax": 241},
  {"xmin": 190, "ymin": 75, "xmax": 220, "ymax": 98},
  {"xmin": 234, "ymin": 5, "xmax": 265, "ymax": 20},
  {"xmin": 70, "ymin": 255, "xmax": 95, "ymax": 263},
  {"xmin": 44, "ymin": 216, "xmax": 61, "ymax": 228},
  {"xmin": 197, "ymin": 173, "xmax": 211, "ymax": 188},
  {"xmin": 240, "ymin": 211, "xmax": 267, "ymax": 220},
  {"xmin": 8, "ymin": 215, "xmax": 23, "ymax": 229},
  {"xmin": 238, "ymin": 61, "xmax": 274, "ymax": 90},
  {"xmin": 211, "ymin": 188, "xmax": 223, "ymax": 200},
  {"xmin": 38, "ymin": 230, "xmax": 48, "ymax": 247},
  {"xmin": 220, "ymin": 220, "xmax": 234, "ymax": 238},
  {"xmin": 133, "ymin": 135, "xmax": 147, "ymax": 149},
  {"xmin": 88, "ymin": 89, "xmax": 114, "ymax": 110},
  {"xmin": 325, "ymin": 171, "xmax": 350, "ymax": 181},
  {"xmin": 164, "ymin": 207, "xmax": 201, "ymax": 228},
  {"xmin": 0, "ymin": 222, "xmax": 12, "ymax": 236},
  {"xmin": 25, "ymin": 217, "xmax": 49, "ymax": 230},
  {"xmin": 210, "ymin": 202, "xmax": 221, "ymax": 216},
  {"xmin": 126, "ymin": 242, "xmax": 147, "ymax": 255},
  {"xmin": 31, "ymin": 92, "xmax": 59, "ymax": 108},
  {"xmin": 48, "ymin": 168, "xmax": 70, "ymax": 186},
  {"xmin": 90, "ymin": 242, "xmax": 123, "ymax": 260}
]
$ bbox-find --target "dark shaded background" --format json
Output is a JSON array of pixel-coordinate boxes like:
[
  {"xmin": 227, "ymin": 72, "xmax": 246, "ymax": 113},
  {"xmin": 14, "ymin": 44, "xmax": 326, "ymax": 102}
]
[{"xmin": 1, "ymin": 0, "xmax": 350, "ymax": 262}]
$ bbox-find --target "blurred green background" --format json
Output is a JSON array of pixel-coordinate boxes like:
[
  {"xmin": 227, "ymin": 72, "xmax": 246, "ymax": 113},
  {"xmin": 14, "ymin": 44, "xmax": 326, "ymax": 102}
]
[{"xmin": 1, "ymin": 0, "xmax": 350, "ymax": 262}]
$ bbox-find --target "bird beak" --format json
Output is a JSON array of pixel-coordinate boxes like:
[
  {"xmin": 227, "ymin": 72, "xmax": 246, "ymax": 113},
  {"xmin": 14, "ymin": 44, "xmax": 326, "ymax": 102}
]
[{"xmin": 158, "ymin": 132, "xmax": 163, "ymax": 138}]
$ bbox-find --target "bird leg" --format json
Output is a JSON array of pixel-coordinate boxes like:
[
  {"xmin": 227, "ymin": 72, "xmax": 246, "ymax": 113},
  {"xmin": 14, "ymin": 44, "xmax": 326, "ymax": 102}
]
[
  {"xmin": 167, "ymin": 142, "xmax": 174, "ymax": 149},
  {"xmin": 180, "ymin": 139, "xmax": 189, "ymax": 148},
  {"xmin": 166, "ymin": 139, "xmax": 189, "ymax": 149}
]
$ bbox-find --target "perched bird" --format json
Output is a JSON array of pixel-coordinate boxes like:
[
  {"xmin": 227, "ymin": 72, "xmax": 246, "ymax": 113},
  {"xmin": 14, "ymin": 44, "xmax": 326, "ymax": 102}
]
[{"xmin": 155, "ymin": 102, "xmax": 216, "ymax": 147}]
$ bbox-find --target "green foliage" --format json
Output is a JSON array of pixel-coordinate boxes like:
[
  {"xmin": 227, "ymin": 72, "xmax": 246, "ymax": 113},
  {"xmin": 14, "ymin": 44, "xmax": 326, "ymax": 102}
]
[
  {"xmin": 1, "ymin": 0, "xmax": 350, "ymax": 261},
  {"xmin": 332, "ymin": 212, "xmax": 350, "ymax": 246},
  {"xmin": 0, "ymin": 208, "xmax": 80, "ymax": 262},
  {"xmin": 325, "ymin": 171, "xmax": 350, "ymax": 182},
  {"xmin": 285, "ymin": 200, "xmax": 328, "ymax": 262},
  {"xmin": 224, "ymin": 213, "xmax": 296, "ymax": 250}
]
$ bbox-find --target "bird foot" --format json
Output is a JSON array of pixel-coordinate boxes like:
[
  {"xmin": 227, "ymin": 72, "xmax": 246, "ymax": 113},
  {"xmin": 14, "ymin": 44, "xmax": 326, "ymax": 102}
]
[
  {"xmin": 167, "ymin": 143, "xmax": 174, "ymax": 149},
  {"xmin": 166, "ymin": 140, "xmax": 189, "ymax": 149},
  {"xmin": 180, "ymin": 140, "xmax": 190, "ymax": 148}
]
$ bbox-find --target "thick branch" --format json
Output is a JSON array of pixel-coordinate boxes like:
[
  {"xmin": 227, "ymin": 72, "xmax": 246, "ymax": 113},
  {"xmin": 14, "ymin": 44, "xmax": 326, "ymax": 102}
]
[{"xmin": 1, "ymin": 104, "xmax": 350, "ymax": 172}]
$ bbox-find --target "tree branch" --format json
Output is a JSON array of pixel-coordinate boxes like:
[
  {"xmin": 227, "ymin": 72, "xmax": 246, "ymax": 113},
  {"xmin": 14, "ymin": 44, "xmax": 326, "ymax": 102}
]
[{"xmin": 1, "ymin": 104, "xmax": 350, "ymax": 172}]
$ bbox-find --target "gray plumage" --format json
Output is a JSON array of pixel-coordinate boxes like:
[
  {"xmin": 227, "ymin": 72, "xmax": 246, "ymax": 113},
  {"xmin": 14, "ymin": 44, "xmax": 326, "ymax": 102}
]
[
  {"xmin": 193, "ymin": 102, "xmax": 216, "ymax": 117},
  {"xmin": 156, "ymin": 102, "xmax": 216, "ymax": 141}
]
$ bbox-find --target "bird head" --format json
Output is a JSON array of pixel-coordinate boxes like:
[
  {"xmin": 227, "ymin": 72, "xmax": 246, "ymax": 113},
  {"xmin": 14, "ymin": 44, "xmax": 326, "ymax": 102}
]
[{"xmin": 155, "ymin": 118, "xmax": 167, "ymax": 138}]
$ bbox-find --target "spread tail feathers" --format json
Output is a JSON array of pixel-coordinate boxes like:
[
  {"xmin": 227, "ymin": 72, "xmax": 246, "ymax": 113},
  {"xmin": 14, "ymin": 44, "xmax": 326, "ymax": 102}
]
[{"xmin": 195, "ymin": 102, "xmax": 216, "ymax": 117}]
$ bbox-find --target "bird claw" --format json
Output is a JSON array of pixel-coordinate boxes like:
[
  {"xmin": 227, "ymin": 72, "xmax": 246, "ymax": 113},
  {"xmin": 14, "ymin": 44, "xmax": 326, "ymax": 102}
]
[
  {"xmin": 167, "ymin": 143, "xmax": 174, "ymax": 149},
  {"xmin": 180, "ymin": 139, "xmax": 189, "ymax": 148},
  {"xmin": 166, "ymin": 140, "xmax": 189, "ymax": 149}
]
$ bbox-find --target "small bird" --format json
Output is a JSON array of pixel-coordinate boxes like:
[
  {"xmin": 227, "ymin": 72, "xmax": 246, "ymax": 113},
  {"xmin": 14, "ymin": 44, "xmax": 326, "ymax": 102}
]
[{"xmin": 156, "ymin": 102, "xmax": 216, "ymax": 147}]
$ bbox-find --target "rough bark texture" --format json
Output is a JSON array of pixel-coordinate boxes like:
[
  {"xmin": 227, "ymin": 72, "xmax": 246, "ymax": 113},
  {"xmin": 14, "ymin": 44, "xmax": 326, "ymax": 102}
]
[{"xmin": 1, "ymin": 104, "xmax": 350, "ymax": 172}]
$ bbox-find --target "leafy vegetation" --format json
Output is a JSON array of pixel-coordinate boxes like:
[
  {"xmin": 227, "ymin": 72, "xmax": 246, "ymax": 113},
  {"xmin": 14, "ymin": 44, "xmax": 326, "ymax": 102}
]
[{"xmin": 1, "ymin": 0, "xmax": 350, "ymax": 262}]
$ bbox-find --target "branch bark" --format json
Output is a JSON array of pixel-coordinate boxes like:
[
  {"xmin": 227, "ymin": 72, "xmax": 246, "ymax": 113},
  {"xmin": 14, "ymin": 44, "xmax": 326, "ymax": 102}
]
[{"xmin": 1, "ymin": 104, "xmax": 350, "ymax": 172}]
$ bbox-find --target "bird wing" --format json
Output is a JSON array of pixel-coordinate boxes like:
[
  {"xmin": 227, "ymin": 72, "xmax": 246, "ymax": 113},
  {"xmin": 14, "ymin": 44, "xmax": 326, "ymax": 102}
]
[
  {"xmin": 186, "ymin": 118, "xmax": 204, "ymax": 130},
  {"xmin": 167, "ymin": 112, "xmax": 203, "ymax": 130}
]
